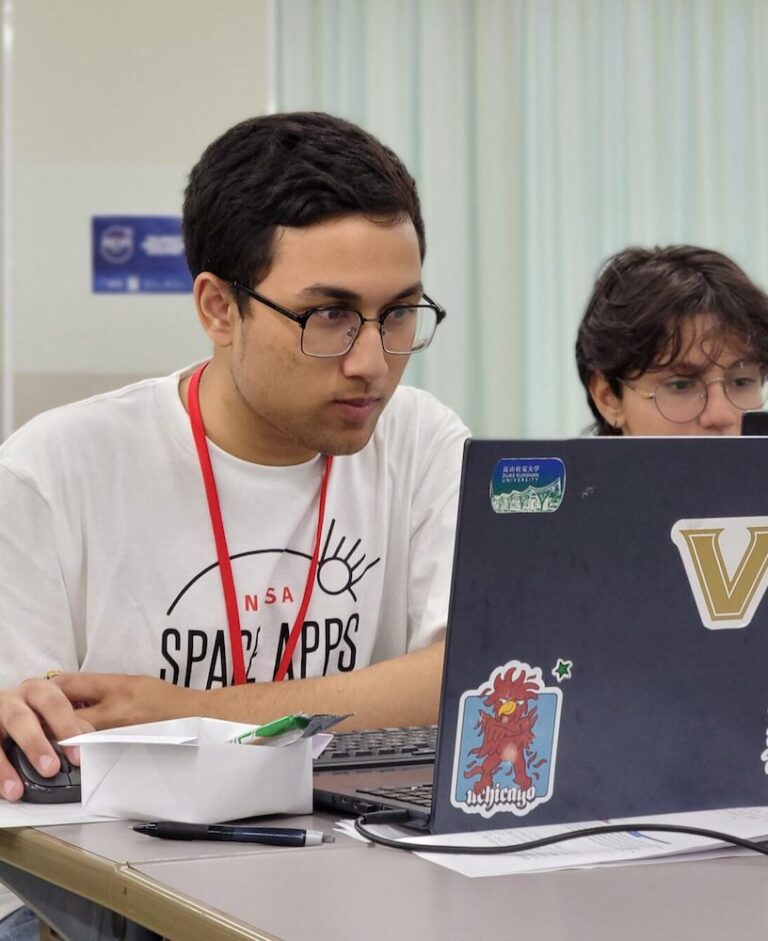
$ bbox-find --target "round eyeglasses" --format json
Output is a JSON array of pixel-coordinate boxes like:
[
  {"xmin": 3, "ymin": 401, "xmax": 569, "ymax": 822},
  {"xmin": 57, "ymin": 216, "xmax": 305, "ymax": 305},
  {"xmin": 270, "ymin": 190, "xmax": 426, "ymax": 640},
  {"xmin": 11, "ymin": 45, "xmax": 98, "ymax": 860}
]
[
  {"xmin": 231, "ymin": 282, "xmax": 446, "ymax": 358},
  {"xmin": 620, "ymin": 361, "xmax": 768, "ymax": 423}
]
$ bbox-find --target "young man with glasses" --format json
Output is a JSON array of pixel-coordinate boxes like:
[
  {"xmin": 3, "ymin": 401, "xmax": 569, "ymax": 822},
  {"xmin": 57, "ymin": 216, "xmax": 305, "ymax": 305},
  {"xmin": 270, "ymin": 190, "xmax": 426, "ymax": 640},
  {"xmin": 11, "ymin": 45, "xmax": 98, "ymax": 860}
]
[
  {"xmin": 0, "ymin": 113, "xmax": 468, "ymax": 818},
  {"xmin": 575, "ymin": 245, "xmax": 768, "ymax": 436}
]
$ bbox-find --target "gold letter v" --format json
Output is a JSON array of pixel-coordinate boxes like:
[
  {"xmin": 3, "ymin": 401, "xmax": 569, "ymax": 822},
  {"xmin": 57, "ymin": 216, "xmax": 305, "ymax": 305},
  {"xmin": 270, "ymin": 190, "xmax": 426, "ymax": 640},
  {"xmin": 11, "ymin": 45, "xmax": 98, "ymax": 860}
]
[{"xmin": 676, "ymin": 525, "xmax": 768, "ymax": 625}]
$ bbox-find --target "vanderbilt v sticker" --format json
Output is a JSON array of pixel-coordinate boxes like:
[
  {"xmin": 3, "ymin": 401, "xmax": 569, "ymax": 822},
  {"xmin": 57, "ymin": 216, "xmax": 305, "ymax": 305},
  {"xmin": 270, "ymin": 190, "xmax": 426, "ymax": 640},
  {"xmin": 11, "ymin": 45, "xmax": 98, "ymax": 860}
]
[{"xmin": 671, "ymin": 517, "xmax": 768, "ymax": 629}]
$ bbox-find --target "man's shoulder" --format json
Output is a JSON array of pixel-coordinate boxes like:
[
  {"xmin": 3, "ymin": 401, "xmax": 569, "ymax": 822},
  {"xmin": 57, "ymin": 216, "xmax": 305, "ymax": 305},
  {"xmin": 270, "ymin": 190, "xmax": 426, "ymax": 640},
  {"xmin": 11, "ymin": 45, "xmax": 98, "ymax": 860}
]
[
  {"xmin": 380, "ymin": 385, "xmax": 467, "ymax": 432},
  {"xmin": 366, "ymin": 385, "xmax": 469, "ymax": 461},
  {"xmin": 0, "ymin": 372, "xmax": 181, "ymax": 468}
]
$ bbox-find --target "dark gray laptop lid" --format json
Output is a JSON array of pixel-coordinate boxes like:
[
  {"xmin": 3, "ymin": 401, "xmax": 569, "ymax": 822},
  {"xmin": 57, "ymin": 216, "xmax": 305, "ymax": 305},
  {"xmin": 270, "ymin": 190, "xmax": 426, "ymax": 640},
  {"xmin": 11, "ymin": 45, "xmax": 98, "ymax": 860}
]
[{"xmin": 430, "ymin": 437, "xmax": 768, "ymax": 834}]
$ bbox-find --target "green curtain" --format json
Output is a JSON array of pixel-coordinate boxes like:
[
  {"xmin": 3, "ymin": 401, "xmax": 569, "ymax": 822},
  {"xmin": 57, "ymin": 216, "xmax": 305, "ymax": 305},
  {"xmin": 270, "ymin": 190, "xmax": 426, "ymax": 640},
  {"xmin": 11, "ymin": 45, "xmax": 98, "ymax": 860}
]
[{"xmin": 275, "ymin": 0, "xmax": 768, "ymax": 437}]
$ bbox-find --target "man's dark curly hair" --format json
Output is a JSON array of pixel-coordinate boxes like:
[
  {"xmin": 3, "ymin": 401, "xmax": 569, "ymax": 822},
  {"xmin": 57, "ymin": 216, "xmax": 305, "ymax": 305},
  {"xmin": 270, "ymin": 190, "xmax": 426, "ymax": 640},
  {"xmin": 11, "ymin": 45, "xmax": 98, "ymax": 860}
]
[
  {"xmin": 182, "ymin": 112, "xmax": 425, "ymax": 313},
  {"xmin": 575, "ymin": 245, "xmax": 768, "ymax": 435}
]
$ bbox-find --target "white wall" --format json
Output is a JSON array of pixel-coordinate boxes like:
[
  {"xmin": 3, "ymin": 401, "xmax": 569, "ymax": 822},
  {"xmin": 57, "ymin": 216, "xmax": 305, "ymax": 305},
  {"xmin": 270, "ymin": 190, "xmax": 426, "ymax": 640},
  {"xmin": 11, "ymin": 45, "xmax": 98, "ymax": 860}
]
[{"xmin": 1, "ymin": 0, "xmax": 272, "ymax": 432}]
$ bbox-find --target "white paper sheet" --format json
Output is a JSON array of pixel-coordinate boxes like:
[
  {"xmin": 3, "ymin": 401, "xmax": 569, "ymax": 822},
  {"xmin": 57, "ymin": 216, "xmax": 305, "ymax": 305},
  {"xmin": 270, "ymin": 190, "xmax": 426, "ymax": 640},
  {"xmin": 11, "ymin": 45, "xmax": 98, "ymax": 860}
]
[
  {"xmin": 336, "ymin": 806, "xmax": 768, "ymax": 877},
  {"xmin": 0, "ymin": 802, "xmax": 114, "ymax": 828}
]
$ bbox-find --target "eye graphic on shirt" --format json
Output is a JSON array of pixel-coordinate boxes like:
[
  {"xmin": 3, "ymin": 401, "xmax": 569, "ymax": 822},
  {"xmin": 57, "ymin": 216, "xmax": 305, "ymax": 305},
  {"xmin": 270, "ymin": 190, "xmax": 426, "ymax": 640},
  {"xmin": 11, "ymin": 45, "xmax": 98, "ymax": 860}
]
[
  {"xmin": 165, "ymin": 518, "xmax": 381, "ymax": 614},
  {"xmin": 317, "ymin": 519, "xmax": 381, "ymax": 601}
]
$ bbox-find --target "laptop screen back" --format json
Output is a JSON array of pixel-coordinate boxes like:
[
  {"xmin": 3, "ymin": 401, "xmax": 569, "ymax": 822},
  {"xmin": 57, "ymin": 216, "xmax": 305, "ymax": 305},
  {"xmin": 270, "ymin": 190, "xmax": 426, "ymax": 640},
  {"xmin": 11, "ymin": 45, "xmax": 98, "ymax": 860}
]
[{"xmin": 430, "ymin": 437, "xmax": 768, "ymax": 834}]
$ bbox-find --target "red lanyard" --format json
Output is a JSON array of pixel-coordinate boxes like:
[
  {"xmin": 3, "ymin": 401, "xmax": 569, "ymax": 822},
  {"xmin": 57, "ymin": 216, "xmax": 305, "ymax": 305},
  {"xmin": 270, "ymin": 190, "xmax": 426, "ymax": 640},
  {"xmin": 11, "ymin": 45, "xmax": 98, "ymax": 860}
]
[{"xmin": 187, "ymin": 362, "xmax": 333, "ymax": 684}]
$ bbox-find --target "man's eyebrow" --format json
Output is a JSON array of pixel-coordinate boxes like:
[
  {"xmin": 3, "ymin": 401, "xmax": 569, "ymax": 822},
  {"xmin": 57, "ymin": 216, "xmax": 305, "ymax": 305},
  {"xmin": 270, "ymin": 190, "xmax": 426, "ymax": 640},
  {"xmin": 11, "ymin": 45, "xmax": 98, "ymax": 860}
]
[{"xmin": 297, "ymin": 282, "xmax": 424, "ymax": 304}]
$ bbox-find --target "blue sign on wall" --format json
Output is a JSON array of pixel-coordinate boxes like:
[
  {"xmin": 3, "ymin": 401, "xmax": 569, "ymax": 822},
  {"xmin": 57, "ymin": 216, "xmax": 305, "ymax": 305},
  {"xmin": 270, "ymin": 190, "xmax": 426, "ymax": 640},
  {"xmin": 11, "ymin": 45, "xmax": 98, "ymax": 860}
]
[{"xmin": 92, "ymin": 216, "xmax": 192, "ymax": 293}]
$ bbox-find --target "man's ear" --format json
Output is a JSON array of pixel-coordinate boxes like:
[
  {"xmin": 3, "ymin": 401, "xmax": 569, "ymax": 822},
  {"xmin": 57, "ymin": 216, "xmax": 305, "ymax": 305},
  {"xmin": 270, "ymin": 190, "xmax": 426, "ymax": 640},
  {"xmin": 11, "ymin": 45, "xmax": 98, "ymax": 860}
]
[
  {"xmin": 588, "ymin": 373, "xmax": 626, "ymax": 431},
  {"xmin": 194, "ymin": 273, "xmax": 239, "ymax": 347}
]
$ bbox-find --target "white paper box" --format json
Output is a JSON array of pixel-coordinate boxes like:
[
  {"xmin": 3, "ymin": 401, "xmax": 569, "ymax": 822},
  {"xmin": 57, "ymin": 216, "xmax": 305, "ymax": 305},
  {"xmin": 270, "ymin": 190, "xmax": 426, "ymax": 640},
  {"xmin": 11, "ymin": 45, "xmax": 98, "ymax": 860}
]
[{"xmin": 60, "ymin": 717, "xmax": 327, "ymax": 824}]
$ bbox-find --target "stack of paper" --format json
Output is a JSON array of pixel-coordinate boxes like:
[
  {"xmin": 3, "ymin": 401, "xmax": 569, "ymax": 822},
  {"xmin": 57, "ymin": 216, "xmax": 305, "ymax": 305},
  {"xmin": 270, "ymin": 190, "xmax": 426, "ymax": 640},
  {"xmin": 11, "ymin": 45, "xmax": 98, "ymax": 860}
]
[{"xmin": 336, "ymin": 806, "xmax": 768, "ymax": 877}]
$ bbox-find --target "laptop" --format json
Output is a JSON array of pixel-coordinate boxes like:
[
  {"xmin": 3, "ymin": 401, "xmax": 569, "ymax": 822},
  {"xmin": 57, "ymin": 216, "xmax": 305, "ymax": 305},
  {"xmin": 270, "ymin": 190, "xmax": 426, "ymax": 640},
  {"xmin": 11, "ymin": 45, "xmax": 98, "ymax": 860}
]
[{"xmin": 314, "ymin": 436, "xmax": 768, "ymax": 833}]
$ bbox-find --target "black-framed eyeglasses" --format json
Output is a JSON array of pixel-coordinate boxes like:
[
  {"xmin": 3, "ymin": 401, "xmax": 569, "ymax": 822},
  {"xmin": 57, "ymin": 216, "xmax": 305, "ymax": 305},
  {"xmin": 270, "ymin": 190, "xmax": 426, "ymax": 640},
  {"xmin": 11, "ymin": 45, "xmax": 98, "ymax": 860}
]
[
  {"xmin": 231, "ymin": 281, "xmax": 446, "ymax": 358},
  {"xmin": 620, "ymin": 361, "xmax": 768, "ymax": 423}
]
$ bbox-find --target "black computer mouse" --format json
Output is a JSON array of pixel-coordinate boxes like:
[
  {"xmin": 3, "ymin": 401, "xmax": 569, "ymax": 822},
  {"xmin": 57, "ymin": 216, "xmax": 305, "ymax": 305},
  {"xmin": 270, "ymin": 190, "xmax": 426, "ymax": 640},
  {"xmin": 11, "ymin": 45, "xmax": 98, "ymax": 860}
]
[{"xmin": 2, "ymin": 736, "xmax": 81, "ymax": 803}]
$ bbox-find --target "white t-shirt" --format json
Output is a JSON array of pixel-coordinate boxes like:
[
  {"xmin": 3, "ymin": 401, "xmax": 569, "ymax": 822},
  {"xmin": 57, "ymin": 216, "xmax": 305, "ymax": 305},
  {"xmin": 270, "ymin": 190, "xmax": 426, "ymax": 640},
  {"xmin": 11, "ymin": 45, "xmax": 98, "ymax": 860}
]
[
  {"xmin": 0, "ymin": 367, "xmax": 468, "ymax": 917},
  {"xmin": 0, "ymin": 366, "xmax": 469, "ymax": 688}
]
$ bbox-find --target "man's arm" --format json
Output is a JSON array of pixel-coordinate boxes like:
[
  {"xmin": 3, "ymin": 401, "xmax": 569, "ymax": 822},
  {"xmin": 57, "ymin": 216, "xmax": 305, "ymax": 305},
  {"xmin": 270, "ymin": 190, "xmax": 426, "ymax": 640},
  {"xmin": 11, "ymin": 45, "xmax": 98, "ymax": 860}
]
[
  {"xmin": 53, "ymin": 639, "xmax": 446, "ymax": 732},
  {"xmin": 0, "ymin": 465, "xmax": 90, "ymax": 799},
  {"xmin": 0, "ymin": 636, "xmax": 444, "ymax": 797}
]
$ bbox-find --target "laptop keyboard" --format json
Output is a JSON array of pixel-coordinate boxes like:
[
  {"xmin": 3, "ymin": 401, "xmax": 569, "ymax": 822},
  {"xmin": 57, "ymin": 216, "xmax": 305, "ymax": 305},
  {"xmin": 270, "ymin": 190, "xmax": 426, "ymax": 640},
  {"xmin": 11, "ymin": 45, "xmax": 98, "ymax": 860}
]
[
  {"xmin": 357, "ymin": 783, "xmax": 434, "ymax": 808},
  {"xmin": 314, "ymin": 725, "xmax": 437, "ymax": 771}
]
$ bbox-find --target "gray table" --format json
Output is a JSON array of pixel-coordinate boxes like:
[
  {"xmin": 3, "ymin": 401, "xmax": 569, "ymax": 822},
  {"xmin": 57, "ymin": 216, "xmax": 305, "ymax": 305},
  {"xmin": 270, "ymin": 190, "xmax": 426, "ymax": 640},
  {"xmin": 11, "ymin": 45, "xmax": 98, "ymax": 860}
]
[{"xmin": 1, "ymin": 815, "xmax": 767, "ymax": 940}]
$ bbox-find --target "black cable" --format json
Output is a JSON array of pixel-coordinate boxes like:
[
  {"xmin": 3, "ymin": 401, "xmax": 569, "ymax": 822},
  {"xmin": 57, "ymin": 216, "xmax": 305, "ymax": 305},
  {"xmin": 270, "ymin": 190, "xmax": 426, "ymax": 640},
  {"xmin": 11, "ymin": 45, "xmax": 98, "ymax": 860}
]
[{"xmin": 354, "ymin": 810, "xmax": 768, "ymax": 856}]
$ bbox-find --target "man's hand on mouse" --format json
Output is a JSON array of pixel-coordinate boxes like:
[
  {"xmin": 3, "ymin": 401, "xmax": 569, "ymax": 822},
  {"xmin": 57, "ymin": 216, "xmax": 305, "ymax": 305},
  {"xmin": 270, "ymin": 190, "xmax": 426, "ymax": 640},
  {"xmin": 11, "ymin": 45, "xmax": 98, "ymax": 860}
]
[{"xmin": 0, "ymin": 679, "xmax": 93, "ymax": 802}]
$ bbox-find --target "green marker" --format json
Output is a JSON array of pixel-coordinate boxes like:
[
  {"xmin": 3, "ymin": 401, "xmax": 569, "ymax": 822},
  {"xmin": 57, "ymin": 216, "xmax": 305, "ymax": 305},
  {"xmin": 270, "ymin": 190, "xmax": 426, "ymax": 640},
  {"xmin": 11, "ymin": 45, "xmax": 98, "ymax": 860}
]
[
  {"xmin": 229, "ymin": 713, "xmax": 351, "ymax": 745},
  {"xmin": 231, "ymin": 714, "xmax": 309, "ymax": 745}
]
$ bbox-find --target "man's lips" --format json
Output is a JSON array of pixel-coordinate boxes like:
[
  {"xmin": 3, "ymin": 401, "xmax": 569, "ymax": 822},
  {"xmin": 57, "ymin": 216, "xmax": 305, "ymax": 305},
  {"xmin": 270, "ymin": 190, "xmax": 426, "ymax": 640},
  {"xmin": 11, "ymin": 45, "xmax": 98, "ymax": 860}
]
[{"xmin": 332, "ymin": 397, "xmax": 382, "ymax": 421}]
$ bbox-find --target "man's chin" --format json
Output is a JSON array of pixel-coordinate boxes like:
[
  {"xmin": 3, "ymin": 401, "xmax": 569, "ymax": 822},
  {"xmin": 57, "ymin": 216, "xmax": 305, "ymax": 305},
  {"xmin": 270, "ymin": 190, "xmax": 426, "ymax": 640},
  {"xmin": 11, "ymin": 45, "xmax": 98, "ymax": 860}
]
[
  {"xmin": 321, "ymin": 430, "xmax": 377, "ymax": 456},
  {"xmin": 307, "ymin": 420, "xmax": 380, "ymax": 457}
]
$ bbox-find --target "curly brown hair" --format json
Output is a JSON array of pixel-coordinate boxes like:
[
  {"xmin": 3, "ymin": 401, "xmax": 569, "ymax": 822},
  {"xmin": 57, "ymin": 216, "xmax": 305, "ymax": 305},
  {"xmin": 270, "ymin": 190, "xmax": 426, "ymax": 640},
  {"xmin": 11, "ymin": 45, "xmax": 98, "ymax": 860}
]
[{"xmin": 575, "ymin": 245, "xmax": 768, "ymax": 435}]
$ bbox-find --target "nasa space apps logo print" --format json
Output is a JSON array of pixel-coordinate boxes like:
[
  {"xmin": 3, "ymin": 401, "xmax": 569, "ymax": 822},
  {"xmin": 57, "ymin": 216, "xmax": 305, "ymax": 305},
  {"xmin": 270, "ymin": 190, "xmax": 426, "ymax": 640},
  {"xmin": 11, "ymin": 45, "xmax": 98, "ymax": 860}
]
[{"xmin": 451, "ymin": 660, "xmax": 563, "ymax": 818}]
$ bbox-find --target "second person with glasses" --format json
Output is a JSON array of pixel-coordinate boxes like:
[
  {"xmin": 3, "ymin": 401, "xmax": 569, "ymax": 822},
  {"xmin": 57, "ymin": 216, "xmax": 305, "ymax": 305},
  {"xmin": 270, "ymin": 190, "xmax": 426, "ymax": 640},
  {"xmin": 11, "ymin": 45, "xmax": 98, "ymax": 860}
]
[{"xmin": 575, "ymin": 245, "xmax": 768, "ymax": 436}]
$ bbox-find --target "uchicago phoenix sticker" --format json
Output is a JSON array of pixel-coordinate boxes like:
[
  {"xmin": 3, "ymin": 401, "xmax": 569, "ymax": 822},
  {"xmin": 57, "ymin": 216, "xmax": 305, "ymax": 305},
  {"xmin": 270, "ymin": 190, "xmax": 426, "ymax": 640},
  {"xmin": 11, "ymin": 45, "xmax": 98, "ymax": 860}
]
[{"xmin": 450, "ymin": 660, "xmax": 562, "ymax": 818}]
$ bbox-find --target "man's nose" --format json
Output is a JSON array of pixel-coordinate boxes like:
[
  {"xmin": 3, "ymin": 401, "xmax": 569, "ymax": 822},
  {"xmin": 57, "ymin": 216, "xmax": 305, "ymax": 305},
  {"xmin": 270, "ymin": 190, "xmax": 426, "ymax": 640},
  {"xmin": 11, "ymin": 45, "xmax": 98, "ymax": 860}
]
[
  {"xmin": 340, "ymin": 321, "xmax": 389, "ymax": 381},
  {"xmin": 698, "ymin": 379, "xmax": 741, "ymax": 433}
]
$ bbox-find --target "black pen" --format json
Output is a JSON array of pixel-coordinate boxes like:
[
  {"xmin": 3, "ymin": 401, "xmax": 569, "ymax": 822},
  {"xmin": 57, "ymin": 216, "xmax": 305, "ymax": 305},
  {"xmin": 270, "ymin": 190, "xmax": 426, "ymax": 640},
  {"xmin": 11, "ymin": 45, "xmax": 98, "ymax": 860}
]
[{"xmin": 133, "ymin": 822, "xmax": 334, "ymax": 847}]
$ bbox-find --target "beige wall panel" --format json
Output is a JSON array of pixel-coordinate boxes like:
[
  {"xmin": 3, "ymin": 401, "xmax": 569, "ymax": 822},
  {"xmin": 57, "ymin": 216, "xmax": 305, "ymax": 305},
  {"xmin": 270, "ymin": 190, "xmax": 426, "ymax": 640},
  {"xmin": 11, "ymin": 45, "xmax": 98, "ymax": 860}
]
[
  {"xmin": 13, "ymin": 371, "xmax": 152, "ymax": 429},
  {"xmin": 3, "ymin": 0, "xmax": 271, "ymax": 432}
]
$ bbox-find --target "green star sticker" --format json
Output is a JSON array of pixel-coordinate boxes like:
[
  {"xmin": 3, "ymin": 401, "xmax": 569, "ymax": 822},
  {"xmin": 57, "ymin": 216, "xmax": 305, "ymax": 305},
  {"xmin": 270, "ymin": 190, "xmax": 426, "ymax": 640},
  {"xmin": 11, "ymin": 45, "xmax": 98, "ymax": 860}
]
[{"xmin": 552, "ymin": 658, "xmax": 572, "ymax": 683}]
